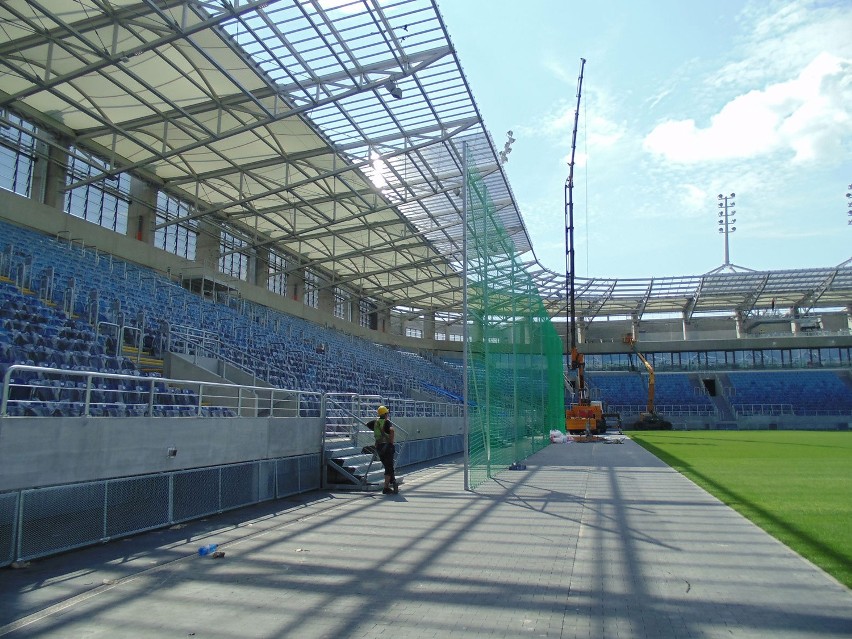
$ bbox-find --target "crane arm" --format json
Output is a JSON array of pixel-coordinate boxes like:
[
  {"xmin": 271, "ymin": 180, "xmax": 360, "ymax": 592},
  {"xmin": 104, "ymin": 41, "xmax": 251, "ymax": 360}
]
[
  {"xmin": 633, "ymin": 350, "xmax": 655, "ymax": 413},
  {"xmin": 570, "ymin": 346, "xmax": 587, "ymax": 404}
]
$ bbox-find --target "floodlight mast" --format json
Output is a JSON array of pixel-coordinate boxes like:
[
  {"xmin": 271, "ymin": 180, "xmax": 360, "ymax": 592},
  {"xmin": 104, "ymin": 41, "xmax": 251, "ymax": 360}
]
[{"xmin": 564, "ymin": 58, "xmax": 586, "ymax": 396}]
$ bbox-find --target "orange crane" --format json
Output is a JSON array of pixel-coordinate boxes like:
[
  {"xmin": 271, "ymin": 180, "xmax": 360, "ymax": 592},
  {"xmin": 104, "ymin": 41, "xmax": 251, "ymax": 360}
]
[
  {"xmin": 623, "ymin": 335, "xmax": 672, "ymax": 430},
  {"xmin": 563, "ymin": 58, "xmax": 605, "ymax": 436}
]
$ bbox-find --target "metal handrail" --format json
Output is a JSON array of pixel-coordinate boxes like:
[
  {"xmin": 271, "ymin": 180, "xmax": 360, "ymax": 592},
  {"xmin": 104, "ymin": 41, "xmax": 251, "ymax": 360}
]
[{"xmin": 1, "ymin": 364, "xmax": 320, "ymax": 418}]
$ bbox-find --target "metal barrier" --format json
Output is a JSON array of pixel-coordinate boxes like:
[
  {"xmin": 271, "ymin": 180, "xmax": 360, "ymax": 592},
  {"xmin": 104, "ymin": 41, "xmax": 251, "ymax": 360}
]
[
  {"xmin": 0, "ymin": 454, "xmax": 321, "ymax": 567},
  {"xmin": 606, "ymin": 404, "xmax": 720, "ymax": 417},
  {"xmin": 732, "ymin": 403, "xmax": 795, "ymax": 416},
  {"xmin": 1, "ymin": 364, "xmax": 321, "ymax": 418}
]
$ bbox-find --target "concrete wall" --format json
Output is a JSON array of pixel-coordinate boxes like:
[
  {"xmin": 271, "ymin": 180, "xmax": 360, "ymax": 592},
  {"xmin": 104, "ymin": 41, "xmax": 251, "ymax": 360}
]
[
  {"xmin": 0, "ymin": 413, "xmax": 464, "ymax": 492},
  {"xmin": 397, "ymin": 415, "xmax": 464, "ymax": 440},
  {"xmin": 0, "ymin": 415, "xmax": 322, "ymax": 492}
]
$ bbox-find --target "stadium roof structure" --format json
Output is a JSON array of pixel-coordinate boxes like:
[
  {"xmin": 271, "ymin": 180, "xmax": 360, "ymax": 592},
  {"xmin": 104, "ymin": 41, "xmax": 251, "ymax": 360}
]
[
  {"xmin": 1, "ymin": 0, "xmax": 850, "ymax": 325},
  {"xmin": 532, "ymin": 263, "xmax": 852, "ymax": 324},
  {"xmin": 0, "ymin": 0, "xmax": 528, "ymax": 316}
]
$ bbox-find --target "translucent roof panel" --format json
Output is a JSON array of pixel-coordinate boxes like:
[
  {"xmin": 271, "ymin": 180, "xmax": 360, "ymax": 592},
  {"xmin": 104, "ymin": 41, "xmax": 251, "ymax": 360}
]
[
  {"xmin": 0, "ymin": 0, "xmax": 531, "ymax": 315},
  {"xmin": 0, "ymin": 0, "xmax": 848, "ymax": 321}
]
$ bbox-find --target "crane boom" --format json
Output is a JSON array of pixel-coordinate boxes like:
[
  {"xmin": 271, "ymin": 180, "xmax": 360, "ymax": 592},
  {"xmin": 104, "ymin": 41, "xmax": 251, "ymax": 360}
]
[
  {"xmin": 633, "ymin": 349, "xmax": 656, "ymax": 413},
  {"xmin": 563, "ymin": 59, "xmax": 606, "ymax": 437},
  {"xmin": 566, "ymin": 57, "xmax": 586, "ymax": 358},
  {"xmin": 622, "ymin": 334, "xmax": 671, "ymax": 430}
]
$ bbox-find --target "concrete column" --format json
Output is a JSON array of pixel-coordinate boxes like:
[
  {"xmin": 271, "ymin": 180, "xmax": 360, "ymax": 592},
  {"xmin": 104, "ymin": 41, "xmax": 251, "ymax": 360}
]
[
  {"xmin": 847, "ymin": 305, "xmax": 852, "ymax": 332},
  {"xmin": 423, "ymin": 311, "xmax": 436, "ymax": 341},
  {"xmin": 318, "ymin": 280, "xmax": 335, "ymax": 316},
  {"xmin": 576, "ymin": 318, "xmax": 586, "ymax": 345},
  {"xmin": 681, "ymin": 311, "xmax": 690, "ymax": 341},
  {"xmin": 252, "ymin": 246, "xmax": 270, "ymax": 289},
  {"xmin": 286, "ymin": 264, "xmax": 304, "ymax": 302},
  {"xmin": 735, "ymin": 311, "xmax": 745, "ymax": 339},
  {"xmin": 352, "ymin": 297, "xmax": 362, "ymax": 327},
  {"xmin": 790, "ymin": 307, "xmax": 801, "ymax": 335},
  {"xmin": 195, "ymin": 220, "xmax": 221, "ymax": 271},
  {"xmin": 631, "ymin": 313, "xmax": 641, "ymax": 341},
  {"xmin": 31, "ymin": 137, "xmax": 68, "ymax": 211},
  {"xmin": 127, "ymin": 177, "xmax": 157, "ymax": 244},
  {"xmin": 377, "ymin": 307, "xmax": 392, "ymax": 333},
  {"xmin": 468, "ymin": 314, "xmax": 482, "ymax": 343}
]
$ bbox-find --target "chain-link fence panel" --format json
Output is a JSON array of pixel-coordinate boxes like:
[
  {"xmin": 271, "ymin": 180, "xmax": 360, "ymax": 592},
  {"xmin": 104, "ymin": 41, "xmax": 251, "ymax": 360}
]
[
  {"xmin": 106, "ymin": 475, "xmax": 170, "ymax": 538},
  {"xmin": 20, "ymin": 482, "xmax": 106, "ymax": 560},
  {"xmin": 221, "ymin": 462, "xmax": 259, "ymax": 510},
  {"xmin": 276, "ymin": 456, "xmax": 300, "ymax": 497},
  {"xmin": 0, "ymin": 492, "xmax": 18, "ymax": 565},
  {"xmin": 298, "ymin": 454, "xmax": 320, "ymax": 493},
  {"xmin": 258, "ymin": 460, "xmax": 276, "ymax": 502},
  {"xmin": 4, "ymin": 453, "xmax": 322, "ymax": 566},
  {"xmin": 172, "ymin": 467, "xmax": 220, "ymax": 523},
  {"xmin": 397, "ymin": 435, "xmax": 463, "ymax": 468}
]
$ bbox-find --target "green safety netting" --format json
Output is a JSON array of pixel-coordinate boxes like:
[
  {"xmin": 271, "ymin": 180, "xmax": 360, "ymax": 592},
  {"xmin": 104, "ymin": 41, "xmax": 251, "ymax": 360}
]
[{"xmin": 464, "ymin": 162, "xmax": 565, "ymax": 490}]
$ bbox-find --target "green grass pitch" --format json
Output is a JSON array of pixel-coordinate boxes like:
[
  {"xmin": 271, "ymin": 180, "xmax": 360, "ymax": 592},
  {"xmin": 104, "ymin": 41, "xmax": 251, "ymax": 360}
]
[{"xmin": 629, "ymin": 430, "xmax": 852, "ymax": 589}]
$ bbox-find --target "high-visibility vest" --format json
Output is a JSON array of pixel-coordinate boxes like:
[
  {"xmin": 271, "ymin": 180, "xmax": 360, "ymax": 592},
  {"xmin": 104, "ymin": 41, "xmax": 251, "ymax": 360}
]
[{"xmin": 373, "ymin": 418, "xmax": 391, "ymax": 444}]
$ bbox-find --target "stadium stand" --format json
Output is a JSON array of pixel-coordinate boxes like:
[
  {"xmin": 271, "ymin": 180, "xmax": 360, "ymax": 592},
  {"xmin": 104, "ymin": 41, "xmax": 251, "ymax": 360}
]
[
  {"xmin": 727, "ymin": 371, "xmax": 852, "ymax": 416},
  {"xmin": 0, "ymin": 0, "xmax": 849, "ymax": 577},
  {"xmin": 0, "ymin": 219, "xmax": 464, "ymax": 417}
]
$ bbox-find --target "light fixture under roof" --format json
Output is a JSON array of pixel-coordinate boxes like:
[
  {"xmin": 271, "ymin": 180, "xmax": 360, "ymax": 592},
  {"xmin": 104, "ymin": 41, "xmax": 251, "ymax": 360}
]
[{"xmin": 385, "ymin": 80, "xmax": 402, "ymax": 99}]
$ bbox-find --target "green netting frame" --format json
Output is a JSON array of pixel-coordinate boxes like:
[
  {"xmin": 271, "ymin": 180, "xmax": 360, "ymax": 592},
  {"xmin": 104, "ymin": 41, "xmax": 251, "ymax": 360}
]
[{"xmin": 464, "ymin": 165, "xmax": 565, "ymax": 491}]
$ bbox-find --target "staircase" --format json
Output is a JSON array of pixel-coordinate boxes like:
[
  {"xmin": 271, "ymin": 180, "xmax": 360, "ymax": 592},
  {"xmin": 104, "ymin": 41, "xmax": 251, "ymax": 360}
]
[
  {"xmin": 324, "ymin": 437, "xmax": 386, "ymax": 491},
  {"xmin": 121, "ymin": 344, "xmax": 164, "ymax": 375},
  {"xmin": 837, "ymin": 369, "xmax": 852, "ymax": 392},
  {"xmin": 708, "ymin": 373, "xmax": 737, "ymax": 425},
  {"xmin": 322, "ymin": 395, "xmax": 396, "ymax": 491}
]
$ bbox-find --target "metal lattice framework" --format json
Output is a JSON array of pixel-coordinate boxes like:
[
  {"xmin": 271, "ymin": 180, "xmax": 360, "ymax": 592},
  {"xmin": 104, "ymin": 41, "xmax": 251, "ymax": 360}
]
[
  {"xmin": 531, "ymin": 264, "xmax": 852, "ymax": 322},
  {"xmin": 0, "ymin": 0, "xmax": 850, "ymax": 324},
  {"xmin": 0, "ymin": 0, "xmax": 528, "ymax": 317}
]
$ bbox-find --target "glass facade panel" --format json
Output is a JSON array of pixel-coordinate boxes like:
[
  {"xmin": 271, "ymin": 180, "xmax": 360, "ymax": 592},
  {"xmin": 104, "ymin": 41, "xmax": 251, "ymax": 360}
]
[
  {"xmin": 219, "ymin": 231, "xmax": 248, "ymax": 281},
  {"xmin": 267, "ymin": 250, "xmax": 287, "ymax": 296},
  {"xmin": 65, "ymin": 147, "xmax": 130, "ymax": 233},
  {"xmin": 155, "ymin": 192, "xmax": 197, "ymax": 260},
  {"xmin": 0, "ymin": 112, "xmax": 36, "ymax": 197},
  {"xmin": 333, "ymin": 287, "xmax": 348, "ymax": 320},
  {"xmin": 304, "ymin": 269, "xmax": 318, "ymax": 309}
]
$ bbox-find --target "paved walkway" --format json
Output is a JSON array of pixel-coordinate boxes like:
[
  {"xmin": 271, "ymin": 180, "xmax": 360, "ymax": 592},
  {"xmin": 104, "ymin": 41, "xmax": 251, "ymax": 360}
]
[{"xmin": 2, "ymin": 438, "xmax": 851, "ymax": 638}]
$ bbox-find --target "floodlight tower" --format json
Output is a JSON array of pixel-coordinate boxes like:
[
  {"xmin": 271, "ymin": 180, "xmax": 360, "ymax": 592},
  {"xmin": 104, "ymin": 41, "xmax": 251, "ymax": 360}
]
[
  {"xmin": 846, "ymin": 183, "xmax": 851, "ymax": 225},
  {"xmin": 717, "ymin": 193, "xmax": 737, "ymax": 266}
]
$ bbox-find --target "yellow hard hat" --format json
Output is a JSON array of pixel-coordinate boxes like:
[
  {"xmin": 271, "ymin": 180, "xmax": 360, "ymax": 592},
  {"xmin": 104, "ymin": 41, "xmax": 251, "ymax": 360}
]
[{"xmin": 377, "ymin": 405, "xmax": 389, "ymax": 416}]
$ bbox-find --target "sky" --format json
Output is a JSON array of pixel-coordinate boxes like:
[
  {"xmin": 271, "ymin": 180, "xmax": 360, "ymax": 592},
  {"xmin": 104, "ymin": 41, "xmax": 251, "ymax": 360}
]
[{"xmin": 437, "ymin": 0, "xmax": 852, "ymax": 279}]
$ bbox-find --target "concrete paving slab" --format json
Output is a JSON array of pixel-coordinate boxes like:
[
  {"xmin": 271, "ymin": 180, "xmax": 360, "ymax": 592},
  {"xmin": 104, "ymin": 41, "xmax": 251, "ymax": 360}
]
[{"xmin": 1, "ymin": 439, "xmax": 850, "ymax": 638}]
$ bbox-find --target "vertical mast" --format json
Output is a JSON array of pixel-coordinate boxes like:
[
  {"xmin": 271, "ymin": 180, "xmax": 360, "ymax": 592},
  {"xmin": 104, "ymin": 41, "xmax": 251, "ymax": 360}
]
[{"xmin": 565, "ymin": 58, "xmax": 586, "ymax": 355}]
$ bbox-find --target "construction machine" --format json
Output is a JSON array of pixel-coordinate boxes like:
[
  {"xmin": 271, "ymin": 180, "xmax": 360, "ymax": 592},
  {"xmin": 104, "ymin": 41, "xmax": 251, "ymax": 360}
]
[
  {"xmin": 623, "ymin": 335, "xmax": 672, "ymax": 430},
  {"xmin": 565, "ymin": 347, "xmax": 607, "ymax": 435},
  {"xmin": 562, "ymin": 58, "xmax": 606, "ymax": 436}
]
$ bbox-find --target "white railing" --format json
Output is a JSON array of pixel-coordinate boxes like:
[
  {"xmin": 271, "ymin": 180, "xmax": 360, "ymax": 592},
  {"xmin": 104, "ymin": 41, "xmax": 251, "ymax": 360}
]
[
  {"xmin": 1, "ymin": 364, "xmax": 319, "ymax": 418},
  {"xmin": 732, "ymin": 403, "xmax": 795, "ymax": 416},
  {"xmin": 1, "ymin": 365, "xmax": 466, "ymax": 421},
  {"xmin": 605, "ymin": 404, "xmax": 719, "ymax": 417}
]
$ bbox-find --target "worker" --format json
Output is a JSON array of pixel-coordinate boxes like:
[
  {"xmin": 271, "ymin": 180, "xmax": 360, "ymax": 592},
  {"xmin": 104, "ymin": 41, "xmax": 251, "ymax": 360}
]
[{"xmin": 366, "ymin": 405, "xmax": 398, "ymax": 494}]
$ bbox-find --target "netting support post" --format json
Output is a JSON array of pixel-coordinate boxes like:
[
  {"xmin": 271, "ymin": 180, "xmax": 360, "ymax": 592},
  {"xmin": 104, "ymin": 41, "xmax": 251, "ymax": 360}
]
[{"xmin": 462, "ymin": 142, "xmax": 470, "ymax": 492}]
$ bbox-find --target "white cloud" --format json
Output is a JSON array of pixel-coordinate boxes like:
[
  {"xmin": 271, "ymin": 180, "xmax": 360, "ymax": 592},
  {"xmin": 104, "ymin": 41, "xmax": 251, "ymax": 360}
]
[
  {"xmin": 718, "ymin": 0, "xmax": 852, "ymax": 87},
  {"xmin": 680, "ymin": 184, "xmax": 708, "ymax": 213},
  {"xmin": 542, "ymin": 57, "xmax": 579, "ymax": 86},
  {"xmin": 530, "ymin": 102, "xmax": 625, "ymax": 161},
  {"xmin": 643, "ymin": 52, "xmax": 851, "ymax": 164},
  {"xmin": 560, "ymin": 151, "xmax": 587, "ymax": 170}
]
